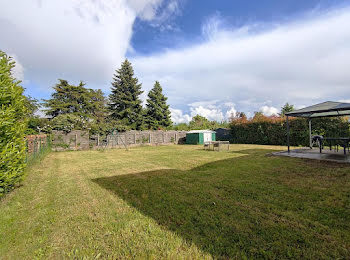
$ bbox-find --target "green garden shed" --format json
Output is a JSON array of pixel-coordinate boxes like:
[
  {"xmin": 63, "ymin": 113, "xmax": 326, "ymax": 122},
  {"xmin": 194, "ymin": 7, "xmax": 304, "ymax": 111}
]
[{"xmin": 186, "ymin": 130, "xmax": 216, "ymax": 144}]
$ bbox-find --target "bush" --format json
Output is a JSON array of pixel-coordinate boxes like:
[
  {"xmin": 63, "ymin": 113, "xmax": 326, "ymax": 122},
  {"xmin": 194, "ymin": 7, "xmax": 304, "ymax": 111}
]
[
  {"xmin": 230, "ymin": 117, "xmax": 349, "ymax": 146},
  {"xmin": 0, "ymin": 51, "xmax": 28, "ymax": 196}
]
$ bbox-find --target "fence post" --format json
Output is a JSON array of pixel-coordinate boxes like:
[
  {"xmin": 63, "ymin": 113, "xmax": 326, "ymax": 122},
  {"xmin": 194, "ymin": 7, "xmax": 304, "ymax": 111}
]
[
  {"xmin": 163, "ymin": 132, "xmax": 165, "ymax": 143},
  {"xmin": 175, "ymin": 132, "xmax": 177, "ymax": 143},
  {"xmin": 149, "ymin": 133, "xmax": 151, "ymax": 143},
  {"xmin": 97, "ymin": 134, "xmax": 100, "ymax": 147},
  {"xmin": 75, "ymin": 133, "xmax": 78, "ymax": 149},
  {"xmin": 134, "ymin": 133, "xmax": 136, "ymax": 144},
  {"xmin": 34, "ymin": 137, "xmax": 37, "ymax": 156},
  {"xmin": 46, "ymin": 135, "xmax": 49, "ymax": 150}
]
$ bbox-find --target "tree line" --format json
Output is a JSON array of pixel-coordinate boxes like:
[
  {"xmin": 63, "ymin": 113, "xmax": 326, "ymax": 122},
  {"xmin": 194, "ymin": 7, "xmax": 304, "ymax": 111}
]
[
  {"xmin": 27, "ymin": 59, "xmax": 172, "ymax": 134},
  {"xmin": 0, "ymin": 54, "xmax": 172, "ymax": 195}
]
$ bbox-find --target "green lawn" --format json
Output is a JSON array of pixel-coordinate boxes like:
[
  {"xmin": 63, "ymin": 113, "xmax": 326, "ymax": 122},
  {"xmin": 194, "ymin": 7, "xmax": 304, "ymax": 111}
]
[{"xmin": 1, "ymin": 145, "xmax": 349, "ymax": 259}]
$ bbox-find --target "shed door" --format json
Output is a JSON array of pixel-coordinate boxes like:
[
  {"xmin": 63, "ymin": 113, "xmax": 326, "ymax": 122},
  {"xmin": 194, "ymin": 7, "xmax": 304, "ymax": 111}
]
[{"xmin": 203, "ymin": 132, "xmax": 212, "ymax": 142}]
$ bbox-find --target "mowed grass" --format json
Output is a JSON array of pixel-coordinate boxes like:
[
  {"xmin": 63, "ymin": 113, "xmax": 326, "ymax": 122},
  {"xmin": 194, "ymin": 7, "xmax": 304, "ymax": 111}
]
[{"xmin": 0, "ymin": 145, "xmax": 350, "ymax": 259}]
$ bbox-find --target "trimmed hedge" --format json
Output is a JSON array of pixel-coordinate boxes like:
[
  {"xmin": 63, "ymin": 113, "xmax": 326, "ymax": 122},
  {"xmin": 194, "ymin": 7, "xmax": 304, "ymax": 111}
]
[
  {"xmin": 230, "ymin": 117, "xmax": 349, "ymax": 146},
  {"xmin": 0, "ymin": 51, "xmax": 27, "ymax": 196}
]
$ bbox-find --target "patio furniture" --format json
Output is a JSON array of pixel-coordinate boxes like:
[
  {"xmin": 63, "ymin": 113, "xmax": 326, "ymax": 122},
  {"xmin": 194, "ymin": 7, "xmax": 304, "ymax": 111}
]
[
  {"xmin": 311, "ymin": 135, "xmax": 323, "ymax": 149},
  {"xmin": 320, "ymin": 137, "xmax": 350, "ymax": 155},
  {"xmin": 285, "ymin": 101, "xmax": 350, "ymax": 155},
  {"xmin": 204, "ymin": 141, "xmax": 230, "ymax": 151}
]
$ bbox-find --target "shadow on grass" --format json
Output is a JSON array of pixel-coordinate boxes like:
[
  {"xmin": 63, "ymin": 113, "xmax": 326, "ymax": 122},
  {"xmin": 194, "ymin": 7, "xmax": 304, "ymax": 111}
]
[{"xmin": 92, "ymin": 149, "xmax": 349, "ymax": 258}]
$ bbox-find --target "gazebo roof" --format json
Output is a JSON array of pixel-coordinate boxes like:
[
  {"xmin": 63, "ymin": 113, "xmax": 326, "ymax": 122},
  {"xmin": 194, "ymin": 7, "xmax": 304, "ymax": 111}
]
[{"xmin": 285, "ymin": 101, "xmax": 350, "ymax": 118}]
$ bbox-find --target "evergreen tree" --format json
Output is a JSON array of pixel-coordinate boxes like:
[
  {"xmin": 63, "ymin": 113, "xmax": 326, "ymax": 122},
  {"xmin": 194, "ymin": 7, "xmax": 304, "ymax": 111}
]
[
  {"xmin": 145, "ymin": 81, "xmax": 172, "ymax": 129},
  {"xmin": 24, "ymin": 95, "xmax": 40, "ymax": 117},
  {"xmin": 108, "ymin": 59, "xmax": 144, "ymax": 129},
  {"xmin": 280, "ymin": 103, "xmax": 295, "ymax": 117},
  {"xmin": 43, "ymin": 79, "xmax": 106, "ymax": 121},
  {"xmin": 43, "ymin": 79, "xmax": 107, "ymax": 132}
]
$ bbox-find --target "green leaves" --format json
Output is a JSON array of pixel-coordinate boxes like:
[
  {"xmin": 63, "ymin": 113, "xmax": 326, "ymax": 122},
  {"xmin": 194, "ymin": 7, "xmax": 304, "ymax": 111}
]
[
  {"xmin": 0, "ymin": 51, "xmax": 27, "ymax": 195},
  {"xmin": 230, "ymin": 117, "xmax": 350, "ymax": 146}
]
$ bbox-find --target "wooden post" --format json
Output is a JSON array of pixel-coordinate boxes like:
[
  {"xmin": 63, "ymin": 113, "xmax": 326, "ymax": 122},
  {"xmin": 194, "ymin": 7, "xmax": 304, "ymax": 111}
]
[
  {"xmin": 34, "ymin": 137, "xmax": 37, "ymax": 155},
  {"xmin": 287, "ymin": 116, "xmax": 290, "ymax": 153},
  {"xmin": 175, "ymin": 132, "xmax": 177, "ymax": 144},
  {"xmin": 97, "ymin": 134, "xmax": 100, "ymax": 147},
  {"xmin": 163, "ymin": 132, "xmax": 165, "ymax": 143},
  {"xmin": 134, "ymin": 133, "xmax": 136, "ymax": 144},
  {"xmin": 75, "ymin": 134, "xmax": 78, "ymax": 149},
  {"xmin": 149, "ymin": 133, "xmax": 151, "ymax": 143}
]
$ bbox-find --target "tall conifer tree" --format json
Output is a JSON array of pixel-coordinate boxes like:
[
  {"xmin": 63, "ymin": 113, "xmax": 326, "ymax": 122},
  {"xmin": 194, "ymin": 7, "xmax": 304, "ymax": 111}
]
[
  {"xmin": 43, "ymin": 79, "xmax": 106, "ymax": 121},
  {"xmin": 145, "ymin": 81, "xmax": 172, "ymax": 129},
  {"xmin": 108, "ymin": 59, "xmax": 144, "ymax": 129}
]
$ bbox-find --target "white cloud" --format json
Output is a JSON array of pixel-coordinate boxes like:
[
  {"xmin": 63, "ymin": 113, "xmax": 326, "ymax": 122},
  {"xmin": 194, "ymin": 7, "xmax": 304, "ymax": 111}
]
[
  {"xmin": 260, "ymin": 106, "xmax": 279, "ymax": 116},
  {"xmin": 201, "ymin": 12, "xmax": 224, "ymax": 40},
  {"xmin": 225, "ymin": 107, "xmax": 237, "ymax": 119},
  {"xmin": 9, "ymin": 54, "xmax": 24, "ymax": 81},
  {"xmin": 171, "ymin": 100, "xmax": 237, "ymax": 124},
  {"xmin": 170, "ymin": 108, "xmax": 191, "ymax": 124},
  {"xmin": 190, "ymin": 105, "xmax": 224, "ymax": 122},
  {"xmin": 0, "ymin": 0, "xmax": 176, "ymax": 92},
  {"xmin": 148, "ymin": 0, "xmax": 182, "ymax": 30},
  {"xmin": 224, "ymin": 102, "xmax": 235, "ymax": 108},
  {"xmin": 133, "ymin": 7, "xmax": 350, "ymax": 115},
  {"xmin": 128, "ymin": 0, "xmax": 163, "ymax": 21}
]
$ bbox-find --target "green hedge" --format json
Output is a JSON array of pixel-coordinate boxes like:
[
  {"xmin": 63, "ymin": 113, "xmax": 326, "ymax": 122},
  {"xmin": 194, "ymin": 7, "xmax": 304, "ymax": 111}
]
[
  {"xmin": 0, "ymin": 51, "xmax": 27, "ymax": 196},
  {"xmin": 230, "ymin": 117, "xmax": 350, "ymax": 146}
]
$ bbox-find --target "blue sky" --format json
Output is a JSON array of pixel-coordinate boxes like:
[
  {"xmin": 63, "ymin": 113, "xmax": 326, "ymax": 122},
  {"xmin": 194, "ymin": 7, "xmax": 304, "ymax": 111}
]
[
  {"xmin": 131, "ymin": 0, "xmax": 348, "ymax": 54},
  {"xmin": 1, "ymin": 0, "xmax": 350, "ymax": 122}
]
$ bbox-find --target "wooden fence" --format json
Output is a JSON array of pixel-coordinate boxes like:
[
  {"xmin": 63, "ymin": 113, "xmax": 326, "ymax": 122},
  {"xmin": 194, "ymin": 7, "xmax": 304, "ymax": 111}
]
[
  {"xmin": 51, "ymin": 130, "xmax": 187, "ymax": 151},
  {"xmin": 25, "ymin": 134, "xmax": 51, "ymax": 163},
  {"xmin": 26, "ymin": 134, "xmax": 48, "ymax": 154},
  {"xmin": 91, "ymin": 130, "xmax": 187, "ymax": 148}
]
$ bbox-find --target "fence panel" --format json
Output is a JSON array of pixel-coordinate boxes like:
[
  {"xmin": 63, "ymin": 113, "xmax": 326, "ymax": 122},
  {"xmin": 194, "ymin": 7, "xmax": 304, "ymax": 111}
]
[{"xmin": 25, "ymin": 135, "xmax": 51, "ymax": 165}]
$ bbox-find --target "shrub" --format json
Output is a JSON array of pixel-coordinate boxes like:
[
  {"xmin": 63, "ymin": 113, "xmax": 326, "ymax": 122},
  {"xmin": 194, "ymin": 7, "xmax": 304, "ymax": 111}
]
[
  {"xmin": 0, "ymin": 51, "xmax": 28, "ymax": 196},
  {"xmin": 230, "ymin": 116, "xmax": 349, "ymax": 146}
]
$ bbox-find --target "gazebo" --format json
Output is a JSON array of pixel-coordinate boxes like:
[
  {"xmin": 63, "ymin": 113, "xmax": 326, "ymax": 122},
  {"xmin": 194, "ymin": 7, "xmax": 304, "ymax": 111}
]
[{"xmin": 285, "ymin": 101, "xmax": 350, "ymax": 155}]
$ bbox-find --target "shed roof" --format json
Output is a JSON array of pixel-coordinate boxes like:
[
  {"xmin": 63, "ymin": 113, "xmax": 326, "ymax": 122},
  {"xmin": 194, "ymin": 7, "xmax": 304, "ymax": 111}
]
[
  {"xmin": 187, "ymin": 130, "xmax": 216, "ymax": 134},
  {"xmin": 285, "ymin": 101, "xmax": 350, "ymax": 118}
]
